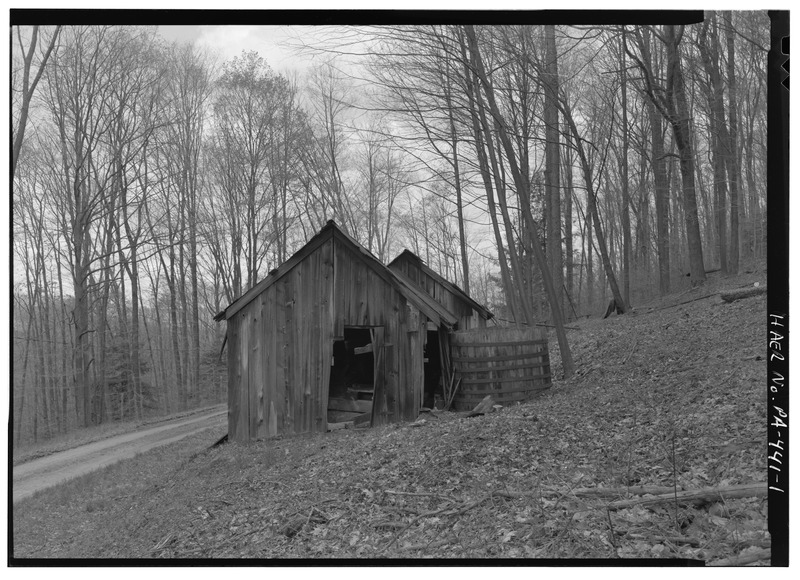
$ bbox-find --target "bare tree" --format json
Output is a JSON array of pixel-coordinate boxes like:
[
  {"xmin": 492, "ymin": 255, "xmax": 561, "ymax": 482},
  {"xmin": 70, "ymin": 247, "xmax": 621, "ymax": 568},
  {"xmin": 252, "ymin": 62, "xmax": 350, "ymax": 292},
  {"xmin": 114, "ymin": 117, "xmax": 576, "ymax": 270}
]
[
  {"xmin": 698, "ymin": 12, "xmax": 730, "ymax": 274},
  {"xmin": 464, "ymin": 24, "xmax": 574, "ymax": 378},
  {"xmin": 627, "ymin": 25, "xmax": 706, "ymax": 283},
  {"xmin": 301, "ymin": 61, "xmax": 357, "ymax": 234},
  {"xmin": 11, "ymin": 25, "xmax": 61, "ymax": 177},
  {"xmin": 618, "ymin": 33, "xmax": 632, "ymax": 304},
  {"xmin": 355, "ymin": 120, "xmax": 408, "ymax": 262},
  {"xmin": 160, "ymin": 42, "xmax": 213, "ymax": 406},
  {"xmin": 42, "ymin": 26, "xmax": 123, "ymax": 426},
  {"xmin": 723, "ymin": 11, "xmax": 741, "ymax": 274},
  {"xmin": 560, "ymin": 94, "xmax": 628, "ymax": 317},
  {"xmin": 363, "ymin": 26, "xmax": 473, "ymax": 288},
  {"xmin": 542, "ymin": 25, "xmax": 565, "ymax": 312}
]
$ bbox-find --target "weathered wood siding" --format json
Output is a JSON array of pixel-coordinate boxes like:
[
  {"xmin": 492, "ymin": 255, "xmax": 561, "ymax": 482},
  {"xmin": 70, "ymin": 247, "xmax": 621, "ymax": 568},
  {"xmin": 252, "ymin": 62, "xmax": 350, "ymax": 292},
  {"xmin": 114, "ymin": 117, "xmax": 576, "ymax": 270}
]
[
  {"xmin": 450, "ymin": 326, "xmax": 551, "ymax": 411},
  {"xmin": 390, "ymin": 253, "xmax": 486, "ymax": 330},
  {"xmin": 226, "ymin": 233, "xmax": 426, "ymax": 441},
  {"xmin": 331, "ymin": 238, "xmax": 425, "ymax": 426}
]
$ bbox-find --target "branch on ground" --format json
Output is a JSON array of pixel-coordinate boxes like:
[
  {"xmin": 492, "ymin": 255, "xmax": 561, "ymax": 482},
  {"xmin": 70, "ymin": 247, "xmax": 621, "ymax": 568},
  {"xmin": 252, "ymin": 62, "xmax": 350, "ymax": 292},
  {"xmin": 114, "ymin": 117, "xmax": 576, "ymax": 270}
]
[{"xmin": 606, "ymin": 483, "xmax": 767, "ymax": 511}]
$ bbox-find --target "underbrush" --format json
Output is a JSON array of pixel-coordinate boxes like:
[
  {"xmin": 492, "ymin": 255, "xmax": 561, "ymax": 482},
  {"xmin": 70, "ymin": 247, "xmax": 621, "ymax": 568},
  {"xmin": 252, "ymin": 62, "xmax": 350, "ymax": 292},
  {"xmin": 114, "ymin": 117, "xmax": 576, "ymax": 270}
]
[{"xmin": 12, "ymin": 272, "xmax": 768, "ymax": 563}]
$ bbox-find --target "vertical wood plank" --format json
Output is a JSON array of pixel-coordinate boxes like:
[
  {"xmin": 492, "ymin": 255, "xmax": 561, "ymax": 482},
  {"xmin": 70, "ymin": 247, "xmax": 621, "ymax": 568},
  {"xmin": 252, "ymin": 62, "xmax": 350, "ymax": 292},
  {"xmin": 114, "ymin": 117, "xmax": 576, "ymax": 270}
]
[
  {"xmin": 238, "ymin": 311, "xmax": 249, "ymax": 442},
  {"xmin": 274, "ymin": 275, "xmax": 285, "ymax": 436},
  {"xmin": 249, "ymin": 304, "xmax": 257, "ymax": 440},
  {"xmin": 284, "ymin": 273, "xmax": 295, "ymax": 435},
  {"xmin": 369, "ymin": 326, "xmax": 386, "ymax": 426},
  {"xmin": 227, "ymin": 318, "xmax": 239, "ymax": 441},
  {"xmin": 318, "ymin": 238, "xmax": 334, "ymax": 432},
  {"xmin": 385, "ymin": 294, "xmax": 398, "ymax": 421},
  {"xmin": 256, "ymin": 294, "xmax": 268, "ymax": 440},
  {"xmin": 295, "ymin": 260, "xmax": 306, "ymax": 433}
]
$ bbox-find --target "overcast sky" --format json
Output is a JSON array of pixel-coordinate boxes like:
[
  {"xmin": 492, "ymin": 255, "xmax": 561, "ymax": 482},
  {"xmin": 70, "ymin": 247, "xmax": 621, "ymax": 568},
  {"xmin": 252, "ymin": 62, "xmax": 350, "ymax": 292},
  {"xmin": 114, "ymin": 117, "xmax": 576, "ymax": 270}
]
[{"xmin": 157, "ymin": 25, "xmax": 323, "ymax": 73}]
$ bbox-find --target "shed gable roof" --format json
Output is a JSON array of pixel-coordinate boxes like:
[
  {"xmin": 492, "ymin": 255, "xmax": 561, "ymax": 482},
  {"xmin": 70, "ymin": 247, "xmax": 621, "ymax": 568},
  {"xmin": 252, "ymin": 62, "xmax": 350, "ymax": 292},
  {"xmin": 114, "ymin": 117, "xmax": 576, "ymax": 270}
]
[
  {"xmin": 214, "ymin": 221, "xmax": 458, "ymax": 327},
  {"xmin": 388, "ymin": 249, "xmax": 493, "ymax": 320}
]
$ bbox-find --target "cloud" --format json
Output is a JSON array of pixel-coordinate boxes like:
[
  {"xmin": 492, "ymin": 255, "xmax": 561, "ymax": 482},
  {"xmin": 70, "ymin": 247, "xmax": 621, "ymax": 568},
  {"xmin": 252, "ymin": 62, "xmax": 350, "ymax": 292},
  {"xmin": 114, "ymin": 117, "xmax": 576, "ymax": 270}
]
[
  {"xmin": 194, "ymin": 26, "xmax": 312, "ymax": 73},
  {"xmin": 157, "ymin": 25, "xmax": 204, "ymax": 45}
]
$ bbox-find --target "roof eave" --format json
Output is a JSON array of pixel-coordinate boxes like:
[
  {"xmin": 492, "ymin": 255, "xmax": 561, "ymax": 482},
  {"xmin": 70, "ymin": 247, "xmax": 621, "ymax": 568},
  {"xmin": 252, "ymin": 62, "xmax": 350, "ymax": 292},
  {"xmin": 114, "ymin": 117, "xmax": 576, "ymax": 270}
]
[{"xmin": 216, "ymin": 222, "xmax": 337, "ymax": 322}]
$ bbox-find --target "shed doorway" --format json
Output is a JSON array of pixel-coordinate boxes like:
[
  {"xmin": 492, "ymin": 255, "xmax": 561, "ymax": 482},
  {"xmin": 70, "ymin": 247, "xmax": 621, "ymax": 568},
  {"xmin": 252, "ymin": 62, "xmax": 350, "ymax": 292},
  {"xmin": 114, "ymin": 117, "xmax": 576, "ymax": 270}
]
[
  {"xmin": 327, "ymin": 327, "xmax": 380, "ymax": 428},
  {"xmin": 423, "ymin": 330, "xmax": 441, "ymax": 408},
  {"xmin": 424, "ymin": 328, "xmax": 452, "ymax": 409}
]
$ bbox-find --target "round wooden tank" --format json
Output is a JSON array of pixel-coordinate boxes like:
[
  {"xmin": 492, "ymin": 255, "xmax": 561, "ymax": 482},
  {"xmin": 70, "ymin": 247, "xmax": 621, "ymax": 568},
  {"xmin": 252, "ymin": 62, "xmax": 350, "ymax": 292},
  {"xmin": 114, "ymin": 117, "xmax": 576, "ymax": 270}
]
[{"xmin": 449, "ymin": 326, "xmax": 551, "ymax": 411}]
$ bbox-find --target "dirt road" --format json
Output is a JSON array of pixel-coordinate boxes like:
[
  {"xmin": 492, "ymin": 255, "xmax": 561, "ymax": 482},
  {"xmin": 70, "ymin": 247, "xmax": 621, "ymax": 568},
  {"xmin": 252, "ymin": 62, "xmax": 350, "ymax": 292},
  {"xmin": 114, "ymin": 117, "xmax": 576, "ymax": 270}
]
[{"xmin": 12, "ymin": 407, "xmax": 227, "ymax": 504}]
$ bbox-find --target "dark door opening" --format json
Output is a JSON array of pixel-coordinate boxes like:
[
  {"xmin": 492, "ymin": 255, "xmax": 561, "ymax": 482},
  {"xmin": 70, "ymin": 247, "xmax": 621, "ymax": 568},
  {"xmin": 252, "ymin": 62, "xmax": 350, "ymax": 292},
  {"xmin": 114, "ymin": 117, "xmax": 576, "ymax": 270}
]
[
  {"xmin": 327, "ymin": 327, "xmax": 376, "ymax": 427},
  {"xmin": 424, "ymin": 330, "xmax": 442, "ymax": 408}
]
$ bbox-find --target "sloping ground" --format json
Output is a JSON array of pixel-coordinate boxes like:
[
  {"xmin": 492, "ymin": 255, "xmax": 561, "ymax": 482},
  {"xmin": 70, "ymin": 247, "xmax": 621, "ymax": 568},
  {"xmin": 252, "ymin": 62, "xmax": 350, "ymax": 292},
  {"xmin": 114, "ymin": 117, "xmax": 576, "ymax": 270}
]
[{"xmin": 12, "ymin": 272, "xmax": 768, "ymax": 562}]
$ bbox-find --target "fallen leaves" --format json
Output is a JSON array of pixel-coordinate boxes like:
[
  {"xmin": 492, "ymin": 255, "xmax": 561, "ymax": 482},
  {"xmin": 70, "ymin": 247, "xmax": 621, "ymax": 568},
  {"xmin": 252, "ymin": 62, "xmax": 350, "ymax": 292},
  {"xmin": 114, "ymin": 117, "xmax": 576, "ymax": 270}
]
[{"xmin": 12, "ymin": 274, "xmax": 769, "ymax": 563}]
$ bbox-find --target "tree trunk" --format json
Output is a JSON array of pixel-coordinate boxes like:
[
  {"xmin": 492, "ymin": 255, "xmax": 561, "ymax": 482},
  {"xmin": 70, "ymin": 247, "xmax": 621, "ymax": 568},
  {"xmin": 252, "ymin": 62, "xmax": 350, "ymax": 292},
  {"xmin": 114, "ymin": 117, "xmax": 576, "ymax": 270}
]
[
  {"xmin": 724, "ymin": 10, "xmax": 741, "ymax": 274},
  {"xmin": 190, "ymin": 205, "xmax": 201, "ymax": 406},
  {"xmin": 165, "ymin": 248, "xmax": 184, "ymax": 409},
  {"xmin": 73, "ymin": 265, "xmax": 93, "ymax": 428},
  {"xmin": 543, "ymin": 25, "xmax": 565, "ymax": 314},
  {"xmin": 179, "ymin": 195, "xmax": 190, "ymax": 407},
  {"xmin": 12, "ymin": 26, "xmax": 61, "ymax": 178},
  {"xmin": 55, "ymin": 239, "xmax": 70, "ymax": 433},
  {"xmin": 128, "ymin": 247, "xmax": 143, "ymax": 419},
  {"xmin": 665, "ymin": 25, "xmax": 706, "ymax": 283},
  {"xmin": 447, "ymin": 88, "xmax": 470, "ymax": 296},
  {"xmin": 563, "ymin": 144, "xmax": 575, "ymax": 306},
  {"xmin": 619, "ymin": 39, "xmax": 632, "ymax": 304},
  {"xmin": 561, "ymin": 98, "xmax": 628, "ymax": 316},
  {"xmin": 468, "ymin": 105, "xmax": 520, "ymax": 323},
  {"xmin": 641, "ymin": 33, "xmax": 671, "ymax": 295},
  {"xmin": 465, "ymin": 25, "xmax": 574, "ymax": 378},
  {"xmin": 587, "ymin": 208, "xmax": 595, "ymax": 311},
  {"xmin": 36, "ymin": 225, "xmax": 56, "ymax": 437},
  {"xmin": 14, "ymin": 320, "xmax": 33, "ymax": 447},
  {"xmin": 635, "ymin": 147, "xmax": 651, "ymax": 279},
  {"xmin": 459, "ymin": 30, "xmax": 532, "ymax": 324},
  {"xmin": 698, "ymin": 14, "xmax": 729, "ymax": 274}
]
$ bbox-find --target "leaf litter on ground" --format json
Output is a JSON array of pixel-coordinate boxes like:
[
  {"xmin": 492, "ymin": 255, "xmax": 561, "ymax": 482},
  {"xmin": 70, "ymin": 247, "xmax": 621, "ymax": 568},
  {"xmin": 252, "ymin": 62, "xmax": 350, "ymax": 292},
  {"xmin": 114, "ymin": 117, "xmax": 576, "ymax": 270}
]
[{"xmin": 12, "ymin": 270, "xmax": 769, "ymax": 562}]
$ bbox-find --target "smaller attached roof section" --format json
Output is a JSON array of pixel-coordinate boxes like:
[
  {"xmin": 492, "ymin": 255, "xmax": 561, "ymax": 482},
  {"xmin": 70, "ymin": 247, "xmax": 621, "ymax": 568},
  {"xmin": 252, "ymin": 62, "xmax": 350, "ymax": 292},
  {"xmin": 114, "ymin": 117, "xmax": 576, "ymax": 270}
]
[
  {"xmin": 388, "ymin": 249, "xmax": 493, "ymax": 321},
  {"xmin": 214, "ymin": 221, "xmax": 458, "ymax": 328}
]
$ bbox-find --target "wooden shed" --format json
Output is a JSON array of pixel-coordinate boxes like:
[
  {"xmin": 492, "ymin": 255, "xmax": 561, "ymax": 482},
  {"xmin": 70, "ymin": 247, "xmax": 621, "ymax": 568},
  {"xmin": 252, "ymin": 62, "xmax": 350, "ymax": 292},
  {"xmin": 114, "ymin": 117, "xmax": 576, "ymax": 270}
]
[
  {"xmin": 388, "ymin": 250, "xmax": 493, "ymax": 331},
  {"xmin": 214, "ymin": 221, "xmax": 467, "ymax": 442},
  {"xmin": 388, "ymin": 250, "xmax": 494, "ymax": 408}
]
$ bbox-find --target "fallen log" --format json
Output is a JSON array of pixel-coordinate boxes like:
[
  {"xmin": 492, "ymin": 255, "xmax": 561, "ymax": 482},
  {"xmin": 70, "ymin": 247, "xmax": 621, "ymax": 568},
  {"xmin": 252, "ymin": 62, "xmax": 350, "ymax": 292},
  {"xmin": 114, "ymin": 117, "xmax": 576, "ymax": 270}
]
[
  {"xmin": 624, "ymin": 533, "xmax": 702, "ymax": 547},
  {"xmin": 549, "ymin": 485, "xmax": 687, "ymax": 499},
  {"xmin": 708, "ymin": 547, "xmax": 771, "ymax": 566},
  {"xmin": 651, "ymin": 293, "xmax": 718, "ymax": 312},
  {"xmin": 720, "ymin": 286, "xmax": 766, "ymax": 303},
  {"xmin": 607, "ymin": 483, "xmax": 767, "ymax": 511}
]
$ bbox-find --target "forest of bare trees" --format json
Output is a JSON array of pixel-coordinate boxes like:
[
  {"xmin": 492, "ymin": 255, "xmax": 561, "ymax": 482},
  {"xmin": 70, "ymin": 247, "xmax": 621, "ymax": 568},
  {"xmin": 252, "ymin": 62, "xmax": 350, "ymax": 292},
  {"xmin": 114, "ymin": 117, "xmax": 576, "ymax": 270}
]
[{"xmin": 11, "ymin": 15, "xmax": 769, "ymax": 447}]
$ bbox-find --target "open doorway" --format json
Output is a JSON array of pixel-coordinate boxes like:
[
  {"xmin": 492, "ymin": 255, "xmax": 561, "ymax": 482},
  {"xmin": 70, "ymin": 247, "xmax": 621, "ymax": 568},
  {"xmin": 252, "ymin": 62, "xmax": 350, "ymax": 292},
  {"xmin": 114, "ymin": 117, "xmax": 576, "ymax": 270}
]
[
  {"xmin": 327, "ymin": 327, "xmax": 376, "ymax": 427},
  {"xmin": 424, "ymin": 329, "xmax": 442, "ymax": 409}
]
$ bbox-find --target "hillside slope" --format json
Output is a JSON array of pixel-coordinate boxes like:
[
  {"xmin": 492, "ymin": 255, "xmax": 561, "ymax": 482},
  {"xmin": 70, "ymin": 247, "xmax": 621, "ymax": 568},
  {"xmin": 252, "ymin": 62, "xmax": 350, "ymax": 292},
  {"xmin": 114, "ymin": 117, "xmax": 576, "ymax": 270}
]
[{"xmin": 13, "ymin": 271, "xmax": 769, "ymax": 562}]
